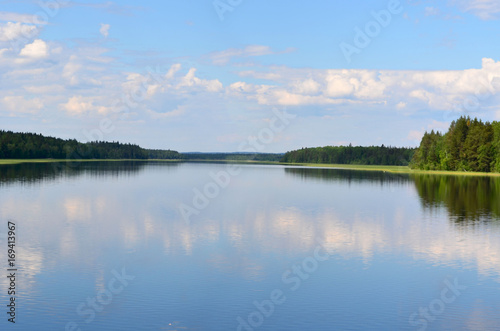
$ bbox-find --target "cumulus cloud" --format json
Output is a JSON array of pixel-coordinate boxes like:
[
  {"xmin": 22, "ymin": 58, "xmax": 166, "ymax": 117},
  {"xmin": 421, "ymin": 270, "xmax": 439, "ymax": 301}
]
[
  {"xmin": 292, "ymin": 78, "xmax": 321, "ymax": 95},
  {"xmin": 61, "ymin": 96, "xmax": 94, "ymax": 115},
  {"xmin": 60, "ymin": 96, "xmax": 110, "ymax": 116},
  {"xmin": 1, "ymin": 25, "xmax": 498, "ymax": 148},
  {"xmin": 19, "ymin": 39, "xmax": 48, "ymax": 58},
  {"xmin": 100, "ymin": 23, "xmax": 110, "ymax": 37},
  {"xmin": 0, "ymin": 22, "xmax": 38, "ymax": 42},
  {"xmin": 178, "ymin": 68, "xmax": 223, "ymax": 92},
  {"xmin": 166, "ymin": 63, "xmax": 182, "ymax": 79},
  {"xmin": 227, "ymin": 58, "xmax": 500, "ymax": 109}
]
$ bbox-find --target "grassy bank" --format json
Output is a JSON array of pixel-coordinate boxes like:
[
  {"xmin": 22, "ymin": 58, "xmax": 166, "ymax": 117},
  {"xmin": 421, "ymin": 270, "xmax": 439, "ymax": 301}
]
[{"xmin": 278, "ymin": 162, "xmax": 500, "ymax": 177}]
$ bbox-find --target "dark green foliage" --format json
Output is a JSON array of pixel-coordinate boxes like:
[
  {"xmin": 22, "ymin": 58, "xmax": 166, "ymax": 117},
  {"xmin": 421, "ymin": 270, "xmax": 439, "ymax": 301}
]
[
  {"xmin": 411, "ymin": 130, "xmax": 443, "ymax": 170},
  {"xmin": 147, "ymin": 149, "xmax": 184, "ymax": 159},
  {"xmin": 411, "ymin": 116, "xmax": 500, "ymax": 172},
  {"xmin": 492, "ymin": 121, "xmax": 500, "ymax": 172},
  {"xmin": 280, "ymin": 145, "xmax": 415, "ymax": 166},
  {"xmin": 0, "ymin": 130, "xmax": 182, "ymax": 160}
]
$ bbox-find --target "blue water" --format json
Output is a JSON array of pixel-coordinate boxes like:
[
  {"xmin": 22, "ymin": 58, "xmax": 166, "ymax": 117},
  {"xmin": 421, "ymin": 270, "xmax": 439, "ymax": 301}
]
[{"xmin": 0, "ymin": 161, "xmax": 499, "ymax": 330}]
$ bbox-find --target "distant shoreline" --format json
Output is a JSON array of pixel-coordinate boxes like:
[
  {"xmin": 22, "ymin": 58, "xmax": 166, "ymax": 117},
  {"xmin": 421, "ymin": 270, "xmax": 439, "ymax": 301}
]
[{"xmin": 2, "ymin": 158, "xmax": 500, "ymax": 177}]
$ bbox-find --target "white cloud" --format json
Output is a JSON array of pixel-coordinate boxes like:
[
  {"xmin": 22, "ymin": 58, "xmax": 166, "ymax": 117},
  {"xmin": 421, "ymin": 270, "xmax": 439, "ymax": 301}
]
[
  {"xmin": 19, "ymin": 39, "xmax": 48, "ymax": 58},
  {"xmin": 451, "ymin": 0, "xmax": 500, "ymax": 20},
  {"xmin": 61, "ymin": 96, "xmax": 94, "ymax": 116},
  {"xmin": 396, "ymin": 102, "xmax": 407, "ymax": 109},
  {"xmin": 166, "ymin": 63, "xmax": 182, "ymax": 79},
  {"xmin": 24, "ymin": 84, "xmax": 65, "ymax": 95},
  {"xmin": 407, "ymin": 130, "xmax": 424, "ymax": 142},
  {"xmin": 224, "ymin": 58, "xmax": 500, "ymax": 109},
  {"xmin": 228, "ymin": 81, "xmax": 256, "ymax": 94},
  {"xmin": 427, "ymin": 120, "xmax": 451, "ymax": 133},
  {"xmin": 147, "ymin": 106, "xmax": 185, "ymax": 119},
  {"xmin": 100, "ymin": 23, "xmax": 110, "ymax": 38},
  {"xmin": 0, "ymin": 11, "xmax": 42, "ymax": 24},
  {"xmin": 0, "ymin": 22, "xmax": 38, "ymax": 42},
  {"xmin": 325, "ymin": 74, "xmax": 355, "ymax": 97},
  {"xmin": 208, "ymin": 45, "xmax": 294, "ymax": 65},
  {"xmin": 178, "ymin": 68, "xmax": 223, "ymax": 92},
  {"xmin": 252, "ymin": 88, "xmax": 346, "ymax": 106},
  {"xmin": 2, "ymin": 95, "xmax": 43, "ymax": 115},
  {"xmin": 62, "ymin": 55, "xmax": 82, "ymax": 85},
  {"xmin": 292, "ymin": 79, "xmax": 321, "ymax": 95}
]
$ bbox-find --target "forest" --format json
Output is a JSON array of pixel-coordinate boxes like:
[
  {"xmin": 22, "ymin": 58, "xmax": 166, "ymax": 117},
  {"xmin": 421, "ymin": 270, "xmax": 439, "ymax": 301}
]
[
  {"xmin": 0, "ymin": 130, "xmax": 182, "ymax": 160},
  {"xmin": 183, "ymin": 152, "xmax": 283, "ymax": 162},
  {"xmin": 410, "ymin": 116, "xmax": 500, "ymax": 172},
  {"xmin": 281, "ymin": 145, "xmax": 415, "ymax": 165},
  {"xmin": 5, "ymin": 116, "xmax": 500, "ymax": 173}
]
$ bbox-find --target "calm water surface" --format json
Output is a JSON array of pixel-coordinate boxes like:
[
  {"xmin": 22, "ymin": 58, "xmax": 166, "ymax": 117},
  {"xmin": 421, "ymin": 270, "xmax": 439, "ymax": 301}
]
[{"xmin": 0, "ymin": 161, "xmax": 499, "ymax": 330}]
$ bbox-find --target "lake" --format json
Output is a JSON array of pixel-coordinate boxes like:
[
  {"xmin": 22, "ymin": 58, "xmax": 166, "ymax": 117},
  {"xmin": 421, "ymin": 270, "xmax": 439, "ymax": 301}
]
[{"xmin": 1, "ymin": 161, "xmax": 499, "ymax": 330}]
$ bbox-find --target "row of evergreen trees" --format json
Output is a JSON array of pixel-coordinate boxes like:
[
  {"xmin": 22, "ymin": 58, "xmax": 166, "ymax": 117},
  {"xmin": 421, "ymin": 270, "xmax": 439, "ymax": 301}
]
[
  {"xmin": 410, "ymin": 117, "xmax": 500, "ymax": 172},
  {"xmin": 280, "ymin": 145, "xmax": 415, "ymax": 165},
  {"xmin": 183, "ymin": 153, "xmax": 283, "ymax": 162},
  {"xmin": 0, "ymin": 130, "xmax": 182, "ymax": 160}
]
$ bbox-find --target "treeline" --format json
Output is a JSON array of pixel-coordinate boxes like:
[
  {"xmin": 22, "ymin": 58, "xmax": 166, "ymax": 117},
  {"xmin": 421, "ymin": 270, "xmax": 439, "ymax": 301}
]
[
  {"xmin": 410, "ymin": 117, "xmax": 500, "ymax": 172},
  {"xmin": 183, "ymin": 153, "xmax": 283, "ymax": 162},
  {"xmin": 281, "ymin": 145, "xmax": 415, "ymax": 165},
  {"xmin": 0, "ymin": 130, "xmax": 182, "ymax": 160},
  {"xmin": 147, "ymin": 149, "xmax": 184, "ymax": 159}
]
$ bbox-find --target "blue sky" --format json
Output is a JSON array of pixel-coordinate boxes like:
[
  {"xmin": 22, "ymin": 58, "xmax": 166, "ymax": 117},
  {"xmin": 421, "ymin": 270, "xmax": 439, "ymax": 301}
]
[{"xmin": 1, "ymin": 0, "xmax": 500, "ymax": 152}]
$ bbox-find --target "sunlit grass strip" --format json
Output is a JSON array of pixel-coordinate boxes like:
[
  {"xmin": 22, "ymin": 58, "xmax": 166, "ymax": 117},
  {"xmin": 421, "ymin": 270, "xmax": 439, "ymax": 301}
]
[{"xmin": 279, "ymin": 162, "xmax": 500, "ymax": 177}]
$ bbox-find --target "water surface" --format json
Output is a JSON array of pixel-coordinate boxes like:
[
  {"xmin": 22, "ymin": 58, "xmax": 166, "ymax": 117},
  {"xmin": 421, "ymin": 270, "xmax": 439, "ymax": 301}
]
[{"xmin": 1, "ymin": 161, "xmax": 499, "ymax": 330}]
